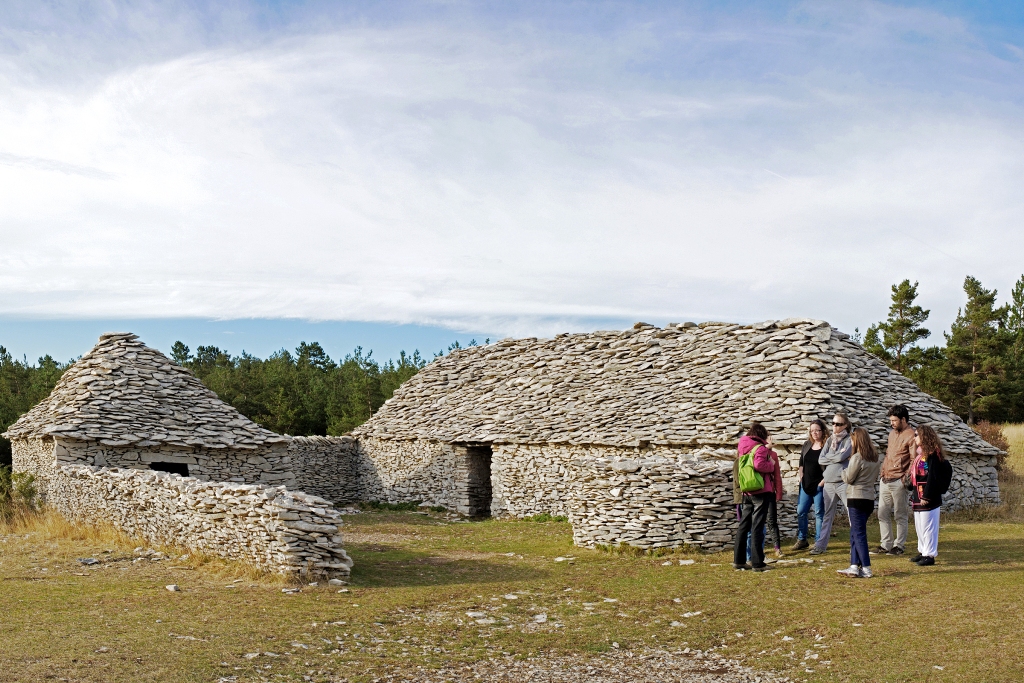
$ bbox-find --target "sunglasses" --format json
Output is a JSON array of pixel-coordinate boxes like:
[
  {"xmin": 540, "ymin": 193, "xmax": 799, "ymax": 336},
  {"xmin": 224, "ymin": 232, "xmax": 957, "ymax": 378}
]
[{"xmin": 832, "ymin": 422, "xmax": 847, "ymax": 426}]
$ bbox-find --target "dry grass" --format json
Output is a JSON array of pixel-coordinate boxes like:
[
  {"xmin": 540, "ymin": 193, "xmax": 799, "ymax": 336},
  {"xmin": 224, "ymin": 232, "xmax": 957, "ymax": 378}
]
[
  {"xmin": 946, "ymin": 423, "xmax": 1024, "ymax": 523},
  {"xmin": 0, "ymin": 507, "xmax": 137, "ymax": 547},
  {"xmin": 2, "ymin": 503, "xmax": 1023, "ymax": 683},
  {"xmin": 2, "ymin": 436, "xmax": 1023, "ymax": 682},
  {"xmin": 1001, "ymin": 423, "xmax": 1024, "ymax": 471},
  {"xmin": 0, "ymin": 509, "xmax": 281, "ymax": 584}
]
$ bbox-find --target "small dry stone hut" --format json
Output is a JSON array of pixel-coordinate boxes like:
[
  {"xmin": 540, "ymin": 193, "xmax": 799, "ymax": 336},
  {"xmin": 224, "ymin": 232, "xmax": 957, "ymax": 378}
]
[
  {"xmin": 353, "ymin": 319, "xmax": 1002, "ymax": 551},
  {"xmin": 4, "ymin": 332, "xmax": 353, "ymax": 578}
]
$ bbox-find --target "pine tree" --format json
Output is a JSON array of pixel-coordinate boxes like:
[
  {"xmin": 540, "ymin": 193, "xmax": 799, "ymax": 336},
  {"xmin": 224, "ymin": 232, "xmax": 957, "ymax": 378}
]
[
  {"xmin": 1005, "ymin": 274, "xmax": 1024, "ymax": 421},
  {"xmin": 863, "ymin": 279, "xmax": 931, "ymax": 374},
  {"xmin": 941, "ymin": 276, "xmax": 1009, "ymax": 424}
]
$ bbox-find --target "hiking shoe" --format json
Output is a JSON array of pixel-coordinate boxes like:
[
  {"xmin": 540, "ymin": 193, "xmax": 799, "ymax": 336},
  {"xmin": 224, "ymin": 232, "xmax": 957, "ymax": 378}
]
[
  {"xmin": 870, "ymin": 546, "xmax": 888, "ymax": 555},
  {"xmin": 791, "ymin": 539, "xmax": 809, "ymax": 551},
  {"xmin": 916, "ymin": 556, "xmax": 935, "ymax": 566},
  {"xmin": 751, "ymin": 565, "xmax": 769, "ymax": 572},
  {"xmin": 733, "ymin": 563, "xmax": 752, "ymax": 571},
  {"xmin": 888, "ymin": 546, "xmax": 905, "ymax": 556},
  {"xmin": 808, "ymin": 547, "xmax": 826, "ymax": 555},
  {"xmin": 909, "ymin": 554, "xmax": 924, "ymax": 563},
  {"xmin": 836, "ymin": 565, "xmax": 861, "ymax": 577},
  {"xmin": 861, "ymin": 567, "xmax": 873, "ymax": 578},
  {"xmin": 774, "ymin": 548, "xmax": 785, "ymax": 559}
]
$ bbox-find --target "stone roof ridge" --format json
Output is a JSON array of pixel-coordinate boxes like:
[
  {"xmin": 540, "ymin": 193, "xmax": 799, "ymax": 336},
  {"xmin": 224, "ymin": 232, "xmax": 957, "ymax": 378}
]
[
  {"xmin": 353, "ymin": 320, "xmax": 996, "ymax": 457},
  {"xmin": 3, "ymin": 333, "xmax": 288, "ymax": 450}
]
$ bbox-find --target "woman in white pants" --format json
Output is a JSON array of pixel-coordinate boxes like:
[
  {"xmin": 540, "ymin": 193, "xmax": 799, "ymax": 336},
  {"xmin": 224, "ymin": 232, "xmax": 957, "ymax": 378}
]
[{"xmin": 908, "ymin": 424, "xmax": 949, "ymax": 567}]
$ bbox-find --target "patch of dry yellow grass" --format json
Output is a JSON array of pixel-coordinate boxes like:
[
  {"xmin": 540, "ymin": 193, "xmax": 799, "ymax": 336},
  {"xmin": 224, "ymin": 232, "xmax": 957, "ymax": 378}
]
[
  {"xmin": 0, "ymin": 507, "xmax": 285, "ymax": 584},
  {"xmin": 1002, "ymin": 423, "xmax": 1024, "ymax": 472},
  {"xmin": 947, "ymin": 423, "xmax": 1024, "ymax": 523}
]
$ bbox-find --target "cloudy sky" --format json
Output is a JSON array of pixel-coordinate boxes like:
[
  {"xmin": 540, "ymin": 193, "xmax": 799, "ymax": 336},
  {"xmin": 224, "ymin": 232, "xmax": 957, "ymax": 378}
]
[{"xmin": 1, "ymin": 1, "xmax": 1022, "ymax": 360}]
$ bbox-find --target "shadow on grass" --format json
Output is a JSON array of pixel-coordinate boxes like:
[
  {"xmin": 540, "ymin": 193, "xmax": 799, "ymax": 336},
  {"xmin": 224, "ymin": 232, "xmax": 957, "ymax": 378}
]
[
  {"xmin": 922, "ymin": 537, "xmax": 1024, "ymax": 566},
  {"xmin": 347, "ymin": 543, "xmax": 550, "ymax": 588}
]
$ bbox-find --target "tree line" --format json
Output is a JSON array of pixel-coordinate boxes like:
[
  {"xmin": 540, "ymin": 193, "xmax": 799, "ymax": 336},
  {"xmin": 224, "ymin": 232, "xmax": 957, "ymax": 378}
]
[
  {"xmin": 0, "ymin": 348, "xmax": 65, "ymax": 466},
  {"xmin": 863, "ymin": 274, "xmax": 1024, "ymax": 424},
  {"xmin": 2, "ymin": 277, "xmax": 1022, "ymax": 467},
  {"xmin": 167, "ymin": 341, "xmax": 427, "ymax": 437}
]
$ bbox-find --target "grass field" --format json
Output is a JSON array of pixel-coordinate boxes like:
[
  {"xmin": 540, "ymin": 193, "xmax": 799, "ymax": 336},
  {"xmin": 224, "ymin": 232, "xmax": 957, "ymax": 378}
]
[{"xmin": 1, "ymin": 428, "xmax": 1023, "ymax": 683}]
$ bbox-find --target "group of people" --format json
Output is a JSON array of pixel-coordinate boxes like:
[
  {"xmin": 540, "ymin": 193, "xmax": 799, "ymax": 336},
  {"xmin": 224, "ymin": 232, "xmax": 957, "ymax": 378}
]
[{"xmin": 732, "ymin": 404, "xmax": 951, "ymax": 577}]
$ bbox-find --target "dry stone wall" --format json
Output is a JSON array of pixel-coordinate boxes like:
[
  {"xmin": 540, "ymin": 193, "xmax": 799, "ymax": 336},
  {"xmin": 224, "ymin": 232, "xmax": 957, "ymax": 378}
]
[
  {"xmin": 569, "ymin": 455, "xmax": 797, "ymax": 552},
  {"xmin": 53, "ymin": 439, "xmax": 296, "ymax": 486},
  {"xmin": 288, "ymin": 435, "xmax": 360, "ymax": 504},
  {"xmin": 947, "ymin": 455, "xmax": 1000, "ymax": 508},
  {"xmin": 11, "ymin": 437, "xmax": 59, "ymax": 499},
  {"xmin": 50, "ymin": 464, "xmax": 353, "ymax": 577},
  {"xmin": 355, "ymin": 436, "xmax": 464, "ymax": 508}
]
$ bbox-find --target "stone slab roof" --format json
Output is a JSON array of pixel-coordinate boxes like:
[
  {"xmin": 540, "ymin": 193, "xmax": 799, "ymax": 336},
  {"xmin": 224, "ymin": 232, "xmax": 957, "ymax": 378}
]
[
  {"xmin": 3, "ymin": 333, "xmax": 287, "ymax": 450},
  {"xmin": 354, "ymin": 319, "xmax": 1000, "ymax": 456}
]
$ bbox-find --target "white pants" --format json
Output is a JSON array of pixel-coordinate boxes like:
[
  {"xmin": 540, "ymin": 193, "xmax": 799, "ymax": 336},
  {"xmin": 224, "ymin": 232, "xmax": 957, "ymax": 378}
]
[{"xmin": 914, "ymin": 508, "xmax": 941, "ymax": 558}]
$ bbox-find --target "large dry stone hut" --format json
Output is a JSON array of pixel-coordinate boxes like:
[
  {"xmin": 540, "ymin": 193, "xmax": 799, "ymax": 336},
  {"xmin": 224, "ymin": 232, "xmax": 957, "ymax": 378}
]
[
  {"xmin": 4, "ymin": 332, "xmax": 354, "ymax": 577},
  {"xmin": 352, "ymin": 318, "xmax": 1001, "ymax": 551}
]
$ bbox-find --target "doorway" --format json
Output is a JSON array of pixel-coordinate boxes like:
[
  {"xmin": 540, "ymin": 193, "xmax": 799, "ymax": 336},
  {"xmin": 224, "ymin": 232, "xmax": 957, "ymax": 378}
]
[{"xmin": 463, "ymin": 444, "xmax": 493, "ymax": 517}]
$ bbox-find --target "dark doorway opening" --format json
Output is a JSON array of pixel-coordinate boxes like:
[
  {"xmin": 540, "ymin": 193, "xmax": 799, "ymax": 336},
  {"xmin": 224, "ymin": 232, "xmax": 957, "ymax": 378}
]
[
  {"xmin": 150, "ymin": 462, "xmax": 190, "ymax": 477},
  {"xmin": 464, "ymin": 444, "xmax": 493, "ymax": 517}
]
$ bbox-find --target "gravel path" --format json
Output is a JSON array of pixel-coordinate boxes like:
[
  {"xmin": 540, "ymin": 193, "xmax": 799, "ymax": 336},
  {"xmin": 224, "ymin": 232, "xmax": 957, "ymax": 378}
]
[{"xmin": 363, "ymin": 648, "xmax": 791, "ymax": 683}]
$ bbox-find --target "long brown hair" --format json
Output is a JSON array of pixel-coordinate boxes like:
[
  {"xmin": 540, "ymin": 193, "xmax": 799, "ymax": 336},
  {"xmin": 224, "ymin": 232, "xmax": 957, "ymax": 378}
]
[
  {"xmin": 916, "ymin": 424, "xmax": 945, "ymax": 461},
  {"xmin": 851, "ymin": 427, "xmax": 878, "ymax": 463}
]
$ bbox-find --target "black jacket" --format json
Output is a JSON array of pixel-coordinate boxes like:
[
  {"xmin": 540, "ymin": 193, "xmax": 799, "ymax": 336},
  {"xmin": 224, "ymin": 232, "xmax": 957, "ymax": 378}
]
[
  {"xmin": 799, "ymin": 440, "xmax": 825, "ymax": 496},
  {"xmin": 910, "ymin": 454, "xmax": 952, "ymax": 511}
]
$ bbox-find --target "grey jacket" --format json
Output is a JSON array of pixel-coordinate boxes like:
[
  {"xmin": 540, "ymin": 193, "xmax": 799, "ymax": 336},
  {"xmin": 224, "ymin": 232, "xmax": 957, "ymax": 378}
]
[
  {"xmin": 841, "ymin": 452, "xmax": 882, "ymax": 500},
  {"xmin": 818, "ymin": 432, "xmax": 852, "ymax": 484}
]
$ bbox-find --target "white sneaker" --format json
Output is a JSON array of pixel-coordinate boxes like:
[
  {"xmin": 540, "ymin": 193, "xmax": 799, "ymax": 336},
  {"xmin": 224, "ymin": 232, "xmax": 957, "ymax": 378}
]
[
  {"xmin": 860, "ymin": 567, "xmax": 873, "ymax": 578},
  {"xmin": 836, "ymin": 564, "xmax": 861, "ymax": 577}
]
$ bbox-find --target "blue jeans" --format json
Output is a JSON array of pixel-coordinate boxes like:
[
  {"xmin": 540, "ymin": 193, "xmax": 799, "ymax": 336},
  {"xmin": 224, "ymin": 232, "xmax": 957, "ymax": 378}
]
[
  {"xmin": 797, "ymin": 487, "xmax": 825, "ymax": 542},
  {"xmin": 848, "ymin": 504, "xmax": 872, "ymax": 568}
]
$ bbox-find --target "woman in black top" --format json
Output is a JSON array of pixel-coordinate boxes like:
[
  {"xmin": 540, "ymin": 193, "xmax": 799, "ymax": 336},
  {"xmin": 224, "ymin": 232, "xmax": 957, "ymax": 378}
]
[{"xmin": 792, "ymin": 419, "xmax": 827, "ymax": 551}]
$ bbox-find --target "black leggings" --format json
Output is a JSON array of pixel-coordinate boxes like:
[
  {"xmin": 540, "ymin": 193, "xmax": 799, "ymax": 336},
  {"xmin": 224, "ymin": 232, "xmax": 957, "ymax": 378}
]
[{"xmin": 734, "ymin": 493, "xmax": 772, "ymax": 567}]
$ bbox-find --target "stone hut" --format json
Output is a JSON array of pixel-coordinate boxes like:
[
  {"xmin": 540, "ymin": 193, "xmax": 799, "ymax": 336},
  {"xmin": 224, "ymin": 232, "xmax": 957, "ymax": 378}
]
[
  {"xmin": 352, "ymin": 319, "xmax": 1002, "ymax": 551},
  {"xmin": 5, "ymin": 332, "xmax": 295, "ymax": 498},
  {"xmin": 3, "ymin": 332, "xmax": 353, "ymax": 577}
]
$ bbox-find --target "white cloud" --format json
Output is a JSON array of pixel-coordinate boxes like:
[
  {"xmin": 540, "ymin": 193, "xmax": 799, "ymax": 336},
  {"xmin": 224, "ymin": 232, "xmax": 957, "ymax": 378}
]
[{"xmin": 0, "ymin": 2, "xmax": 1022, "ymax": 340}]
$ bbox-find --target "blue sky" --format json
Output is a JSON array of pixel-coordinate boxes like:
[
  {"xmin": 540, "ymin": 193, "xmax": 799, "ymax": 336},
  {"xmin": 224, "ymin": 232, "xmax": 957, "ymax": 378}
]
[{"xmin": 1, "ymin": 1, "xmax": 1022, "ymax": 363}]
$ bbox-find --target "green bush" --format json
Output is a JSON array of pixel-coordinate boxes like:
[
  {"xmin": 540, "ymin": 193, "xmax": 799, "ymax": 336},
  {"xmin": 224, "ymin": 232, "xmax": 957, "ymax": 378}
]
[
  {"xmin": 0, "ymin": 466, "xmax": 38, "ymax": 521},
  {"xmin": 520, "ymin": 513, "xmax": 568, "ymax": 523}
]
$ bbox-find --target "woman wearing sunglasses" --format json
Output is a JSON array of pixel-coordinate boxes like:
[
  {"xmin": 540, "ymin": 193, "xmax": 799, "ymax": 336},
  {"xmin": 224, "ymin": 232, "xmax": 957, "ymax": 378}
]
[{"xmin": 809, "ymin": 412, "xmax": 852, "ymax": 555}]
